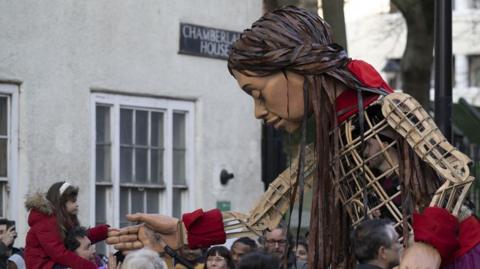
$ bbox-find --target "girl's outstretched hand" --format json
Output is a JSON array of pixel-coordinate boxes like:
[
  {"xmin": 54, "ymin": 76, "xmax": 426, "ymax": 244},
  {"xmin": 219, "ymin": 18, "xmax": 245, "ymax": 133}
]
[{"xmin": 107, "ymin": 252, "xmax": 121, "ymax": 269}]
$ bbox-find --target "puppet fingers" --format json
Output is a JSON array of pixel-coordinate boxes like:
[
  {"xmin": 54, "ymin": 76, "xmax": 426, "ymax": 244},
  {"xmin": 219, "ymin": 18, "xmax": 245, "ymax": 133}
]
[
  {"xmin": 113, "ymin": 241, "xmax": 144, "ymax": 251},
  {"xmin": 106, "ymin": 234, "xmax": 139, "ymax": 245},
  {"xmin": 108, "ymin": 225, "xmax": 141, "ymax": 237},
  {"xmin": 127, "ymin": 213, "xmax": 179, "ymax": 234}
]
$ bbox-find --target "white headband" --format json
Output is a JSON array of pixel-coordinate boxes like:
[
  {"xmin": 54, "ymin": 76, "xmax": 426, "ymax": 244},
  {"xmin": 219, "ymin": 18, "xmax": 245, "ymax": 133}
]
[{"xmin": 59, "ymin": 182, "xmax": 72, "ymax": 196}]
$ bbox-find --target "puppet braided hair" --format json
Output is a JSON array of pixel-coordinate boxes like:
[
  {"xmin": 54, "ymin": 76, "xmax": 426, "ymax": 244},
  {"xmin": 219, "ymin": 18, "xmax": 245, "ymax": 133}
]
[{"xmin": 228, "ymin": 5, "xmax": 361, "ymax": 269}]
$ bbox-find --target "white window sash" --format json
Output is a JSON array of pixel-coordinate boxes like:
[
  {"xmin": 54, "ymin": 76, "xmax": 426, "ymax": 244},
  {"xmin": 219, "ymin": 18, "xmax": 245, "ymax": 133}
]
[
  {"xmin": 90, "ymin": 93, "xmax": 195, "ymax": 227},
  {"xmin": 0, "ymin": 84, "xmax": 18, "ymax": 221}
]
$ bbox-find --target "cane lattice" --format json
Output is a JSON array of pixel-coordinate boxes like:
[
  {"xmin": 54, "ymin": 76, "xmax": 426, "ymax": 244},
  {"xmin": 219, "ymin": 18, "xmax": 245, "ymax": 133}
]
[
  {"xmin": 382, "ymin": 93, "xmax": 474, "ymax": 214},
  {"xmin": 222, "ymin": 92, "xmax": 474, "ymax": 240},
  {"xmin": 334, "ymin": 92, "xmax": 474, "ymax": 236}
]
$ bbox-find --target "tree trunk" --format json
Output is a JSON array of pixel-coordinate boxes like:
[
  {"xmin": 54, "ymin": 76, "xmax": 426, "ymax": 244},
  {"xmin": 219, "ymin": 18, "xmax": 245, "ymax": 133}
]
[
  {"xmin": 321, "ymin": 0, "xmax": 348, "ymax": 51},
  {"xmin": 392, "ymin": 0, "xmax": 435, "ymax": 108}
]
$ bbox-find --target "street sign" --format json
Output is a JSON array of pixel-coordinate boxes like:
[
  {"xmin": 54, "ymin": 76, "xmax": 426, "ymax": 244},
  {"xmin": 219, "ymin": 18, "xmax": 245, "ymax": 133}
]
[
  {"xmin": 216, "ymin": 200, "xmax": 231, "ymax": 212},
  {"xmin": 179, "ymin": 23, "xmax": 241, "ymax": 60}
]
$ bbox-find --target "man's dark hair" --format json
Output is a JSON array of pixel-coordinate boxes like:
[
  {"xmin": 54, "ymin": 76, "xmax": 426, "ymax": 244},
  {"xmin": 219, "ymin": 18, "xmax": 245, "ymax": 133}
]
[
  {"xmin": 232, "ymin": 237, "xmax": 257, "ymax": 250},
  {"xmin": 352, "ymin": 219, "xmax": 394, "ymax": 263},
  {"xmin": 237, "ymin": 252, "xmax": 280, "ymax": 269},
  {"xmin": 64, "ymin": 226, "xmax": 88, "ymax": 251},
  {"xmin": 0, "ymin": 218, "xmax": 15, "ymax": 228}
]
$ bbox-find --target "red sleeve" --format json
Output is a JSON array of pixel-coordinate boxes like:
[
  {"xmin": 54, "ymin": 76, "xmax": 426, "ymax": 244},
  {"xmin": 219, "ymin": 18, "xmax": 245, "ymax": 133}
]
[
  {"xmin": 36, "ymin": 218, "xmax": 96, "ymax": 269},
  {"xmin": 182, "ymin": 209, "xmax": 226, "ymax": 249},
  {"xmin": 453, "ymin": 216, "xmax": 480, "ymax": 259},
  {"xmin": 413, "ymin": 207, "xmax": 459, "ymax": 264},
  {"xmin": 87, "ymin": 224, "xmax": 109, "ymax": 244}
]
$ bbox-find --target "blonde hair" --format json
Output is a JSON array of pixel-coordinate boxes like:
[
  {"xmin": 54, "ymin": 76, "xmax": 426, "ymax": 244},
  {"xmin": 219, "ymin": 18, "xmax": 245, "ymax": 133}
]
[{"xmin": 121, "ymin": 248, "xmax": 166, "ymax": 269}]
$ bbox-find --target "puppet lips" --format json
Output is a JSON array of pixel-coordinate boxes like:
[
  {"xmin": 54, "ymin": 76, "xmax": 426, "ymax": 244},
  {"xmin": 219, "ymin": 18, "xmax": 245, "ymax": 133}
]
[
  {"xmin": 274, "ymin": 119, "xmax": 285, "ymax": 130},
  {"xmin": 265, "ymin": 116, "xmax": 281, "ymax": 127}
]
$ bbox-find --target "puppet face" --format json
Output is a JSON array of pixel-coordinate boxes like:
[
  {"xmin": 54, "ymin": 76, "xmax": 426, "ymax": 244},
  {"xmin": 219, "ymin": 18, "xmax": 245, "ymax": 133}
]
[{"xmin": 232, "ymin": 70, "xmax": 306, "ymax": 133}]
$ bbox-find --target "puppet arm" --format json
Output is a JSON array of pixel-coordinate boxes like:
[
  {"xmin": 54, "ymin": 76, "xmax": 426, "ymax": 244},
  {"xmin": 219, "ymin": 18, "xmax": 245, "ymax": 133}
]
[
  {"xmin": 106, "ymin": 144, "xmax": 317, "ymax": 252},
  {"xmin": 381, "ymin": 92, "xmax": 474, "ymax": 214}
]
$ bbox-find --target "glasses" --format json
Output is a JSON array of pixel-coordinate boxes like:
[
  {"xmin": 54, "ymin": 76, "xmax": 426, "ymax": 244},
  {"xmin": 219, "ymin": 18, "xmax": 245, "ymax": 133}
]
[
  {"xmin": 207, "ymin": 257, "xmax": 226, "ymax": 263},
  {"xmin": 265, "ymin": 239, "xmax": 288, "ymax": 246}
]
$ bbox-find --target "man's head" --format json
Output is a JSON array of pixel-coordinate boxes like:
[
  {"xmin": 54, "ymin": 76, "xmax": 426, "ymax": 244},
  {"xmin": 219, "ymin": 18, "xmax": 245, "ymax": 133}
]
[
  {"xmin": 122, "ymin": 248, "xmax": 166, "ymax": 269},
  {"xmin": 352, "ymin": 219, "xmax": 402, "ymax": 269},
  {"xmin": 262, "ymin": 222, "xmax": 290, "ymax": 260},
  {"xmin": 65, "ymin": 226, "xmax": 95, "ymax": 262},
  {"xmin": 231, "ymin": 237, "xmax": 257, "ymax": 266},
  {"xmin": 0, "ymin": 219, "xmax": 16, "ymax": 248}
]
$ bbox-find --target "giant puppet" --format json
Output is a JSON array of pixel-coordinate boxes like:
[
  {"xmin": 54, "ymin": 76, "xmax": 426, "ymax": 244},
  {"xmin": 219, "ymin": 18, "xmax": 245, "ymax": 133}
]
[{"xmin": 107, "ymin": 6, "xmax": 480, "ymax": 269}]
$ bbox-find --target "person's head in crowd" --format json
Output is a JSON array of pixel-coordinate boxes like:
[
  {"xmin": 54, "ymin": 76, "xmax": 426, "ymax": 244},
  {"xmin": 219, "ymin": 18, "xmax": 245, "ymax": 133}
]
[
  {"xmin": 262, "ymin": 221, "xmax": 291, "ymax": 260},
  {"xmin": 64, "ymin": 226, "xmax": 95, "ymax": 263},
  {"xmin": 46, "ymin": 181, "xmax": 80, "ymax": 237},
  {"xmin": 236, "ymin": 252, "xmax": 280, "ymax": 269},
  {"xmin": 0, "ymin": 218, "xmax": 17, "ymax": 248},
  {"xmin": 352, "ymin": 219, "xmax": 402, "ymax": 269},
  {"xmin": 204, "ymin": 246, "xmax": 234, "ymax": 269},
  {"xmin": 230, "ymin": 237, "xmax": 257, "ymax": 266},
  {"xmin": 8, "ymin": 253, "xmax": 26, "ymax": 269},
  {"xmin": 122, "ymin": 248, "xmax": 167, "ymax": 269},
  {"xmin": 175, "ymin": 246, "xmax": 204, "ymax": 269},
  {"xmin": 292, "ymin": 240, "xmax": 308, "ymax": 262}
]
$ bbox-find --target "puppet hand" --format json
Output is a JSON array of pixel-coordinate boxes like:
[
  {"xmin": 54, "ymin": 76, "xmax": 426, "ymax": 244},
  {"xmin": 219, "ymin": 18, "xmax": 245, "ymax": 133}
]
[
  {"xmin": 106, "ymin": 224, "xmax": 167, "ymax": 253},
  {"xmin": 137, "ymin": 225, "xmax": 167, "ymax": 253},
  {"xmin": 126, "ymin": 213, "xmax": 184, "ymax": 250},
  {"xmin": 399, "ymin": 242, "xmax": 441, "ymax": 269},
  {"xmin": 106, "ymin": 225, "xmax": 144, "ymax": 251}
]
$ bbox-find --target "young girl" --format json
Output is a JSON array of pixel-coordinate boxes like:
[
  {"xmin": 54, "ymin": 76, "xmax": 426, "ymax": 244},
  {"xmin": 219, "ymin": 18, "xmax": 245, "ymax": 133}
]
[{"xmin": 25, "ymin": 181, "xmax": 110, "ymax": 269}]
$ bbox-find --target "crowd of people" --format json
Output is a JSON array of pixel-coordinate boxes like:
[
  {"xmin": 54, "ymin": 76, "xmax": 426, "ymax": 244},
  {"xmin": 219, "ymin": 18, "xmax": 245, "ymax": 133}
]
[
  {"xmin": 0, "ymin": 178, "xmax": 418, "ymax": 269},
  {"xmin": 3, "ymin": 179, "xmax": 472, "ymax": 269},
  {"xmin": 0, "ymin": 181, "xmax": 312, "ymax": 269}
]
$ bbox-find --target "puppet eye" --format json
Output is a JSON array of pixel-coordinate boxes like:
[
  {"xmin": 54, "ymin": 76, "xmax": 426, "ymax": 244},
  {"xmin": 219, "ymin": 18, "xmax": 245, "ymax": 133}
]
[{"xmin": 251, "ymin": 90, "xmax": 263, "ymax": 100}]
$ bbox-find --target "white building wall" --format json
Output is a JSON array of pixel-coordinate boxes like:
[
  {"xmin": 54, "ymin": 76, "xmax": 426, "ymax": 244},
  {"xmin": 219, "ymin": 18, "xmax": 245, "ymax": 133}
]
[{"xmin": 0, "ymin": 0, "xmax": 263, "ymax": 245}]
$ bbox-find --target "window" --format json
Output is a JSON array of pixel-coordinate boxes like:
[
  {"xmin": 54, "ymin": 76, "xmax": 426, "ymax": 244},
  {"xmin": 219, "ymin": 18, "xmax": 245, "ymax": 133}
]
[
  {"xmin": 473, "ymin": 0, "xmax": 480, "ymax": 9},
  {"xmin": 469, "ymin": 55, "xmax": 480, "ymax": 87},
  {"xmin": 0, "ymin": 84, "xmax": 18, "ymax": 220},
  {"xmin": 382, "ymin": 58, "xmax": 402, "ymax": 90},
  {"xmin": 92, "ymin": 93, "xmax": 194, "ymax": 253}
]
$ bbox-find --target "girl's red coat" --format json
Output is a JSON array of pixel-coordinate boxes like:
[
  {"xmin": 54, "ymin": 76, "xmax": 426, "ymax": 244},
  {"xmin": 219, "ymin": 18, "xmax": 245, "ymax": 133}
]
[{"xmin": 24, "ymin": 192, "xmax": 108, "ymax": 269}]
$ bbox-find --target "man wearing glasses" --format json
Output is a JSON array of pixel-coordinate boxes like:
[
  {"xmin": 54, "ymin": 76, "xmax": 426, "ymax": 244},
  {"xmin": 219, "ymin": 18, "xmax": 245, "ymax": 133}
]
[{"xmin": 262, "ymin": 222, "xmax": 307, "ymax": 269}]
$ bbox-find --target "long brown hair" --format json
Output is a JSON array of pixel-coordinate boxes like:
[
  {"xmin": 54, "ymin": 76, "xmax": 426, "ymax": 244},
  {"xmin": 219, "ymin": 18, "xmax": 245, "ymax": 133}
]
[
  {"xmin": 228, "ymin": 6, "xmax": 363, "ymax": 269},
  {"xmin": 46, "ymin": 181, "xmax": 80, "ymax": 239}
]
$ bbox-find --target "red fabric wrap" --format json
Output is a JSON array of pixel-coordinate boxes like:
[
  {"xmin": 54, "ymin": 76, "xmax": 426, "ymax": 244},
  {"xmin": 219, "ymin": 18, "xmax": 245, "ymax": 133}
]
[
  {"xmin": 182, "ymin": 208, "xmax": 226, "ymax": 249},
  {"xmin": 454, "ymin": 216, "xmax": 480, "ymax": 259},
  {"xmin": 347, "ymin": 60, "xmax": 394, "ymax": 92},
  {"xmin": 413, "ymin": 207, "xmax": 459, "ymax": 264},
  {"xmin": 87, "ymin": 224, "xmax": 110, "ymax": 244},
  {"xmin": 336, "ymin": 60, "xmax": 394, "ymax": 123}
]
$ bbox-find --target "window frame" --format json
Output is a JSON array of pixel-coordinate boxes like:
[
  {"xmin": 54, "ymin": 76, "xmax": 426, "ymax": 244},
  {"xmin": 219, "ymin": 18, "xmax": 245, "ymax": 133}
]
[
  {"xmin": 90, "ymin": 93, "xmax": 195, "ymax": 228},
  {"xmin": 0, "ymin": 83, "xmax": 19, "ymax": 221},
  {"xmin": 468, "ymin": 54, "xmax": 480, "ymax": 88}
]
